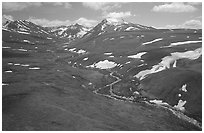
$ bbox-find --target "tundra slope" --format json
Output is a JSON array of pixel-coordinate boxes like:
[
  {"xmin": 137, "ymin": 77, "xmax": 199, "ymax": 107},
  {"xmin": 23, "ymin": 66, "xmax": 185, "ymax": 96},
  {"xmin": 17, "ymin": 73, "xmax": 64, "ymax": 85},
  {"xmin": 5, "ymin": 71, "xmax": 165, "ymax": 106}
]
[{"xmin": 2, "ymin": 18, "xmax": 202, "ymax": 130}]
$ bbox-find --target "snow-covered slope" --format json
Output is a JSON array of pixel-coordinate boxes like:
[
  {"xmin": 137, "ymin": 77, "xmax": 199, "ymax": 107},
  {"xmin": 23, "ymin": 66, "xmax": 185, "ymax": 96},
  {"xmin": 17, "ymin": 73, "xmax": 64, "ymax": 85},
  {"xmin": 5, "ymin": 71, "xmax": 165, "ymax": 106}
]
[
  {"xmin": 3, "ymin": 20, "xmax": 52, "ymax": 37},
  {"xmin": 83, "ymin": 18, "xmax": 156, "ymax": 38},
  {"xmin": 2, "ymin": 19, "xmax": 63, "ymax": 44},
  {"xmin": 45, "ymin": 23, "xmax": 91, "ymax": 40}
]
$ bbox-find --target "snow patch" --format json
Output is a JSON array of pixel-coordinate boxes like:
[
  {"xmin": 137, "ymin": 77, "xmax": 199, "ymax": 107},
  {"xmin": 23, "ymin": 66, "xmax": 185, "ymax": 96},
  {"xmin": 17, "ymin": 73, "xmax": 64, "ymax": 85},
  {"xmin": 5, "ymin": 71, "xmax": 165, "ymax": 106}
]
[
  {"xmin": 69, "ymin": 48, "xmax": 76, "ymax": 52},
  {"xmin": 133, "ymin": 91, "xmax": 140, "ymax": 95},
  {"xmin": 149, "ymin": 99, "xmax": 169, "ymax": 106},
  {"xmin": 106, "ymin": 18, "xmax": 123, "ymax": 25},
  {"xmin": 109, "ymin": 56, "xmax": 114, "ymax": 58},
  {"xmin": 23, "ymin": 40, "xmax": 31, "ymax": 43},
  {"xmin": 87, "ymin": 60, "xmax": 117, "ymax": 69},
  {"xmin": 180, "ymin": 84, "xmax": 187, "ymax": 92},
  {"xmin": 47, "ymin": 37, "xmax": 52, "ymax": 40},
  {"xmin": 135, "ymin": 65, "xmax": 166, "ymax": 80},
  {"xmin": 125, "ymin": 61, "xmax": 131, "ymax": 64},
  {"xmin": 120, "ymin": 36, "xmax": 125, "ymax": 39},
  {"xmin": 83, "ymin": 57, "xmax": 88, "ymax": 61},
  {"xmin": 29, "ymin": 67, "xmax": 40, "ymax": 70},
  {"xmin": 104, "ymin": 52, "xmax": 112, "ymax": 55},
  {"xmin": 103, "ymin": 38, "xmax": 109, "ymax": 41},
  {"xmin": 142, "ymin": 38, "xmax": 163, "ymax": 45},
  {"xmin": 174, "ymin": 100, "xmax": 186, "ymax": 111},
  {"xmin": 68, "ymin": 48, "xmax": 87, "ymax": 54},
  {"xmin": 125, "ymin": 27, "xmax": 138, "ymax": 31},
  {"xmin": 2, "ymin": 83, "xmax": 9, "ymax": 86},
  {"xmin": 128, "ymin": 52, "xmax": 147, "ymax": 59},
  {"xmin": 18, "ymin": 49, "xmax": 27, "ymax": 52},
  {"xmin": 19, "ymin": 28, "xmax": 28, "ymax": 31},
  {"xmin": 77, "ymin": 49, "xmax": 86, "ymax": 54},
  {"xmin": 21, "ymin": 64, "xmax": 30, "ymax": 67},
  {"xmin": 2, "ymin": 46, "xmax": 11, "ymax": 49},
  {"xmin": 169, "ymin": 40, "xmax": 202, "ymax": 47},
  {"xmin": 172, "ymin": 60, "xmax": 177, "ymax": 67},
  {"xmin": 137, "ymin": 63, "xmax": 146, "ymax": 67},
  {"xmin": 77, "ymin": 30, "xmax": 87, "ymax": 37},
  {"xmin": 134, "ymin": 48, "xmax": 201, "ymax": 80},
  {"xmin": 8, "ymin": 63, "xmax": 13, "ymax": 65},
  {"xmin": 5, "ymin": 70, "xmax": 12, "ymax": 73},
  {"xmin": 171, "ymin": 48, "xmax": 202, "ymax": 60},
  {"xmin": 17, "ymin": 31, "xmax": 30, "ymax": 34}
]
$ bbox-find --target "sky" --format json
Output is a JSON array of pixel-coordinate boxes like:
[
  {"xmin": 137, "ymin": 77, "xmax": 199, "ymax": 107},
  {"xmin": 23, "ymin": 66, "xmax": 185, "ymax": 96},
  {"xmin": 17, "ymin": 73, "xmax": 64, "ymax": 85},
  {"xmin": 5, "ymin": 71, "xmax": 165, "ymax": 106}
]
[{"xmin": 2, "ymin": 2, "xmax": 202, "ymax": 29}]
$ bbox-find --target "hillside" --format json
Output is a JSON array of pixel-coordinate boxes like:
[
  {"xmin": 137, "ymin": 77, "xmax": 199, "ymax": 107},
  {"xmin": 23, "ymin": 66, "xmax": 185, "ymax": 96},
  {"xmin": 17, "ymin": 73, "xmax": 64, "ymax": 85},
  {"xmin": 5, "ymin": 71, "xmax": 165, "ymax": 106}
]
[{"xmin": 2, "ymin": 18, "xmax": 202, "ymax": 131}]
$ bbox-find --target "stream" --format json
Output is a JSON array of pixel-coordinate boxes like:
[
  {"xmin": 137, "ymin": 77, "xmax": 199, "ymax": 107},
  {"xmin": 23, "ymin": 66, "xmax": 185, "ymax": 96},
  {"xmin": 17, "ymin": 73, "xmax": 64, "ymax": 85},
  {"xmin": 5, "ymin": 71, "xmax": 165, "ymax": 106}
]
[{"xmin": 93, "ymin": 71, "xmax": 202, "ymax": 129}]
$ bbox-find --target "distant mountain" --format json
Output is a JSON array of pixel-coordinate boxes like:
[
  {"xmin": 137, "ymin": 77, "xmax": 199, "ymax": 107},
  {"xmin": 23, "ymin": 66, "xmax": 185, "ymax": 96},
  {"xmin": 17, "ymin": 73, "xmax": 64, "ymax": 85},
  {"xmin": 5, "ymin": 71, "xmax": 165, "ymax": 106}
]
[
  {"xmin": 83, "ymin": 18, "xmax": 156, "ymax": 38},
  {"xmin": 3, "ymin": 20, "xmax": 53, "ymax": 38},
  {"xmin": 45, "ymin": 23, "xmax": 91, "ymax": 41},
  {"xmin": 2, "ymin": 20, "xmax": 61, "ymax": 44},
  {"xmin": 2, "ymin": 18, "xmax": 157, "ymax": 43}
]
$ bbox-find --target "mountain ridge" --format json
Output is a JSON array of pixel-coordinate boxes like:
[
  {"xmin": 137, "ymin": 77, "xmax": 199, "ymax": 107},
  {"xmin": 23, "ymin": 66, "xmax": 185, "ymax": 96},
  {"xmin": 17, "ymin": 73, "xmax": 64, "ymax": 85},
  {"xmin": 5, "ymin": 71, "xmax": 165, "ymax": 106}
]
[{"xmin": 2, "ymin": 18, "xmax": 157, "ymax": 41}]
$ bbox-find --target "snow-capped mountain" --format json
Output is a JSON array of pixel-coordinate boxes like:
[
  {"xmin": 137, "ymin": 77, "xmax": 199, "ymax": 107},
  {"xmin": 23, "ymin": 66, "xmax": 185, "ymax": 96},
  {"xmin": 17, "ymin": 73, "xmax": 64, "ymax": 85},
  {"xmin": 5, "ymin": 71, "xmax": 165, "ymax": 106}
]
[
  {"xmin": 45, "ymin": 23, "xmax": 91, "ymax": 40},
  {"xmin": 2, "ymin": 19, "xmax": 62, "ymax": 44},
  {"xmin": 83, "ymin": 18, "xmax": 156, "ymax": 38},
  {"xmin": 2, "ymin": 20, "xmax": 56, "ymax": 39},
  {"xmin": 2, "ymin": 18, "xmax": 157, "ymax": 42}
]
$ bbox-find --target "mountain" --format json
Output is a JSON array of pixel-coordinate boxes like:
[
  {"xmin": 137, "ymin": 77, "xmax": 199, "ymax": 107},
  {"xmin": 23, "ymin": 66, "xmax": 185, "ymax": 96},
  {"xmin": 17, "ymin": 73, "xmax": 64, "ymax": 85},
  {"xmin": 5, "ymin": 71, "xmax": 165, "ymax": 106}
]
[
  {"xmin": 2, "ymin": 18, "xmax": 157, "ymax": 43},
  {"xmin": 2, "ymin": 19, "xmax": 91, "ymax": 43},
  {"xmin": 83, "ymin": 18, "xmax": 156, "ymax": 38},
  {"xmin": 45, "ymin": 23, "xmax": 91, "ymax": 40},
  {"xmin": 3, "ymin": 20, "xmax": 52, "ymax": 36},
  {"xmin": 2, "ymin": 20, "xmax": 60, "ymax": 44}
]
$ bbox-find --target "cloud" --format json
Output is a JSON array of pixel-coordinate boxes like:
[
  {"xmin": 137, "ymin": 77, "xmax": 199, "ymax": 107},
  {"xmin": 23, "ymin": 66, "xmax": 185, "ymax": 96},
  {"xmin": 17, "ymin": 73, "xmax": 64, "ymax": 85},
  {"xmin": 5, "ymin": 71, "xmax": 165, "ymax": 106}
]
[
  {"xmin": 160, "ymin": 19, "xmax": 202, "ymax": 29},
  {"xmin": 28, "ymin": 17, "xmax": 71, "ymax": 27},
  {"xmin": 2, "ymin": 2, "xmax": 72, "ymax": 12},
  {"xmin": 2, "ymin": 14, "xmax": 14, "ymax": 24},
  {"xmin": 103, "ymin": 11, "xmax": 133, "ymax": 19},
  {"xmin": 27, "ymin": 17, "xmax": 98, "ymax": 27},
  {"xmin": 64, "ymin": 3, "xmax": 72, "ymax": 8},
  {"xmin": 2, "ymin": 2, "xmax": 42, "ymax": 12},
  {"xmin": 49, "ymin": 2, "xmax": 72, "ymax": 8},
  {"xmin": 152, "ymin": 2, "xmax": 197, "ymax": 13},
  {"xmin": 82, "ymin": 2, "xmax": 121, "ymax": 12},
  {"xmin": 3, "ymin": 14, "xmax": 14, "ymax": 21},
  {"xmin": 187, "ymin": 2, "xmax": 202, "ymax": 6},
  {"xmin": 182, "ymin": 19, "xmax": 202, "ymax": 29},
  {"xmin": 74, "ymin": 17, "xmax": 98, "ymax": 27}
]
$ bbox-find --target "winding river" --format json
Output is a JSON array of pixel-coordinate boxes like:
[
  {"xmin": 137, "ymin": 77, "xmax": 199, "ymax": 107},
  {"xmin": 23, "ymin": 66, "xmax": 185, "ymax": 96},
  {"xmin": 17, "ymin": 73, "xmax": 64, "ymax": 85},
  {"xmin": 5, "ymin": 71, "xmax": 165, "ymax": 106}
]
[{"xmin": 93, "ymin": 71, "xmax": 202, "ymax": 129}]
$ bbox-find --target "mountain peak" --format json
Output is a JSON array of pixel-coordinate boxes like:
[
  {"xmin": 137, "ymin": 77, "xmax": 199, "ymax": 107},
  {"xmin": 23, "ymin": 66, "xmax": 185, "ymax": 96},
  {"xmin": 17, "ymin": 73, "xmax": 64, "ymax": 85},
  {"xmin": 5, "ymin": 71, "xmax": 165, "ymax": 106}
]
[
  {"xmin": 101, "ymin": 18, "xmax": 129, "ymax": 26},
  {"xmin": 74, "ymin": 23, "xmax": 81, "ymax": 26}
]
